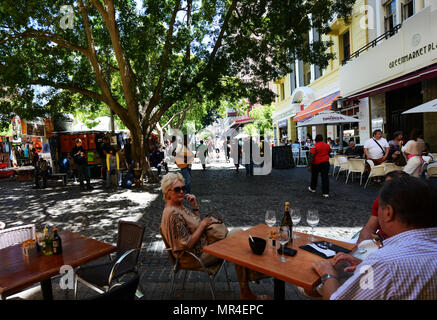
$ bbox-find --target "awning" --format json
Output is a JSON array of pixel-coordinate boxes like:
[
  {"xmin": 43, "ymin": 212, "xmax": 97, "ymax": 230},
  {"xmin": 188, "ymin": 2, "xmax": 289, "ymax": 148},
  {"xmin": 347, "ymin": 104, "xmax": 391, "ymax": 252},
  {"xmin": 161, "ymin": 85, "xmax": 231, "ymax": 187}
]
[
  {"xmin": 293, "ymin": 91, "xmax": 340, "ymax": 122},
  {"xmin": 347, "ymin": 63, "xmax": 437, "ymax": 100},
  {"xmin": 230, "ymin": 117, "xmax": 253, "ymax": 128}
]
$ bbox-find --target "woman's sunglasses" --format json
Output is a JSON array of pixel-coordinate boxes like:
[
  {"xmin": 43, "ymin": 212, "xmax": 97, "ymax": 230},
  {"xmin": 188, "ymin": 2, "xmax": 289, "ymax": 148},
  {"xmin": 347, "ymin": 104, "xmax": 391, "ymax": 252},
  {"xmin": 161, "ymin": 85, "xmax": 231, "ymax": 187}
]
[{"xmin": 173, "ymin": 186, "xmax": 186, "ymax": 193}]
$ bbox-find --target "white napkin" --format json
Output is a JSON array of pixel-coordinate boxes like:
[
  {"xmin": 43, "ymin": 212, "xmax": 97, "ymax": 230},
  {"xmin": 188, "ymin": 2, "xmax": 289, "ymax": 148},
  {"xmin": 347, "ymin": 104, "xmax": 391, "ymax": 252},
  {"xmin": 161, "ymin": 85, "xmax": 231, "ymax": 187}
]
[
  {"xmin": 307, "ymin": 243, "xmax": 336, "ymax": 258},
  {"xmin": 352, "ymin": 239, "xmax": 379, "ymax": 260}
]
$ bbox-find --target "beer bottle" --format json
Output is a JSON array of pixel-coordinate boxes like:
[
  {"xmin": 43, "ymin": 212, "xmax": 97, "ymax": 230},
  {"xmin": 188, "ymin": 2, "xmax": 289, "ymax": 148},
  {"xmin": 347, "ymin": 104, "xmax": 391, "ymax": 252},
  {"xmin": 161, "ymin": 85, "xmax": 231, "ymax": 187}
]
[
  {"xmin": 43, "ymin": 226, "xmax": 53, "ymax": 256},
  {"xmin": 52, "ymin": 226, "xmax": 63, "ymax": 255},
  {"xmin": 281, "ymin": 202, "xmax": 293, "ymax": 243}
]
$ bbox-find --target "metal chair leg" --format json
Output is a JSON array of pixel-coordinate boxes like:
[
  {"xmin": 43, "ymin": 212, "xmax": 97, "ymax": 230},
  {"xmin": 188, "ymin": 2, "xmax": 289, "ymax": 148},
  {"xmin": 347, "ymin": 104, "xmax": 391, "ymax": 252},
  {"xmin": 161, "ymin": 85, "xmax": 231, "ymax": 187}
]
[
  {"xmin": 208, "ymin": 275, "xmax": 216, "ymax": 300},
  {"xmin": 73, "ymin": 274, "xmax": 78, "ymax": 300},
  {"xmin": 345, "ymin": 172, "xmax": 350, "ymax": 184},
  {"xmin": 224, "ymin": 262, "xmax": 231, "ymax": 290}
]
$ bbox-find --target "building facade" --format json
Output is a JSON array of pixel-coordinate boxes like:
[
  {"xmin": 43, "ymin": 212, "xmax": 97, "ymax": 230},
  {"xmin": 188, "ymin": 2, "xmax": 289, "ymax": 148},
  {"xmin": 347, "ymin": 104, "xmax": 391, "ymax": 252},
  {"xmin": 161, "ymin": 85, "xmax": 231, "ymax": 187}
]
[{"xmin": 340, "ymin": 0, "xmax": 437, "ymax": 150}]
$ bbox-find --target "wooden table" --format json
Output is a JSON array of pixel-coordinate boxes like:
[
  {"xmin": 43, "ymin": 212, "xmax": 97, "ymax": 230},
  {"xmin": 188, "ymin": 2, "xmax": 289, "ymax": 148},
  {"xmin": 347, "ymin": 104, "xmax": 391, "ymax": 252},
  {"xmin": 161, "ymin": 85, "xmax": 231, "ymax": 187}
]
[
  {"xmin": 203, "ymin": 224, "xmax": 355, "ymax": 300},
  {"xmin": 0, "ymin": 231, "xmax": 116, "ymax": 300}
]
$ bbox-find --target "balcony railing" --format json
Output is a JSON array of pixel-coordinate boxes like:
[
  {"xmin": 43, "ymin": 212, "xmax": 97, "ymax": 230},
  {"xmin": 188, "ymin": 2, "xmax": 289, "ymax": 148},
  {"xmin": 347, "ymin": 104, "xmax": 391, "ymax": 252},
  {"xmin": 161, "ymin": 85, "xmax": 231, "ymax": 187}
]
[{"xmin": 342, "ymin": 23, "xmax": 402, "ymax": 66}]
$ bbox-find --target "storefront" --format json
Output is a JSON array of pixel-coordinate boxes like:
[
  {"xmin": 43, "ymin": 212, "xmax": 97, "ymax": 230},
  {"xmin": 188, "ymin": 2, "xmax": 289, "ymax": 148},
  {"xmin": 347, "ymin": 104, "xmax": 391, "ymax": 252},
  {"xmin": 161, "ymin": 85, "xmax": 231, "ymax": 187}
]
[{"xmin": 340, "ymin": 5, "xmax": 437, "ymax": 149}]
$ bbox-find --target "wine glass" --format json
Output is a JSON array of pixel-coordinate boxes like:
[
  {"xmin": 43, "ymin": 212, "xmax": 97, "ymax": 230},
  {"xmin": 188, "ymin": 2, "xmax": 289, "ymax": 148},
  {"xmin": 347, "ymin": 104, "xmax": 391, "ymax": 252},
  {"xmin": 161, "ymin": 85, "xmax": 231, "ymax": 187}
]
[
  {"xmin": 291, "ymin": 209, "xmax": 301, "ymax": 239},
  {"xmin": 265, "ymin": 210, "xmax": 276, "ymax": 247},
  {"xmin": 307, "ymin": 210, "xmax": 319, "ymax": 242},
  {"xmin": 278, "ymin": 226, "xmax": 290, "ymax": 262}
]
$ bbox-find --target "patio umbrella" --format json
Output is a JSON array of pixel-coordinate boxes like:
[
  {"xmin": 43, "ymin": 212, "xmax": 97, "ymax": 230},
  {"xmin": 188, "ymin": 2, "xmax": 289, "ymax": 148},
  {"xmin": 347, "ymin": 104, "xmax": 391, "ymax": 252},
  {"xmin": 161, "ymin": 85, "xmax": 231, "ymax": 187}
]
[
  {"xmin": 233, "ymin": 132, "xmax": 250, "ymax": 139},
  {"xmin": 297, "ymin": 111, "xmax": 360, "ymax": 152},
  {"xmin": 402, "ymin": 98, "xmax": 437, "ymax": 114},
  {"xmin": 296, "ymin": 111, "xmax": 361, "ymax": 127}
]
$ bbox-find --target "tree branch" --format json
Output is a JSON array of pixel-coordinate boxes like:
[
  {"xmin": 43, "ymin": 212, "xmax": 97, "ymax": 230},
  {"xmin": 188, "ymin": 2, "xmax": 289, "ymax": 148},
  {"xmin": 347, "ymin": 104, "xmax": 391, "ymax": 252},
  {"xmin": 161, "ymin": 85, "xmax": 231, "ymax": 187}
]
[
  {"xmin": 0, "ymin": 29, "xmax": 89, "ymax": 57},
  {"xmin": 146, "ymin": 0, "xmax": 181, "ymax": 116}
]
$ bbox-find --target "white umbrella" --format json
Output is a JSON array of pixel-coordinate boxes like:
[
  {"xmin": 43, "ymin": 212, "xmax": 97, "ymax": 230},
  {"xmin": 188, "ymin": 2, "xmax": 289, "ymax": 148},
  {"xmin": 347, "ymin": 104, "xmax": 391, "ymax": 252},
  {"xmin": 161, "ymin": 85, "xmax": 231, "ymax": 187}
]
[
  {"xmin": 402, "ymin": 98, "xmax": 437, "ymax": 114},
  {"xmin": 296, "ymin": 111, "xmax": 361, "ymax": 127},
  {"xmin": 233, "ymin": 132, "xmax": 250, "ymax": 139}
]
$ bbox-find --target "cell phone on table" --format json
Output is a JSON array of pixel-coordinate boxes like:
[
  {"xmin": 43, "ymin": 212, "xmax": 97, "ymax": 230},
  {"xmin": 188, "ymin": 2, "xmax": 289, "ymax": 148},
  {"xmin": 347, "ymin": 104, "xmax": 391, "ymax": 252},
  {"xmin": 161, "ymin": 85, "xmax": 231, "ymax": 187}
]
[{"xmin": 277, "ymin": 247, "xmax": 297, "ymax": 257}]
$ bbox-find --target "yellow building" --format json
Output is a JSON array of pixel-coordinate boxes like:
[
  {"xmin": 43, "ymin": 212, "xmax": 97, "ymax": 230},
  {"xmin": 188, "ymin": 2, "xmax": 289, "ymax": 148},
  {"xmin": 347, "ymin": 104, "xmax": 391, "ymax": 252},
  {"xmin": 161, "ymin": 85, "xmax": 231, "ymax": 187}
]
[{"xmin": 272, "ymin": 0, "xmax": 370, "ymax": 146}]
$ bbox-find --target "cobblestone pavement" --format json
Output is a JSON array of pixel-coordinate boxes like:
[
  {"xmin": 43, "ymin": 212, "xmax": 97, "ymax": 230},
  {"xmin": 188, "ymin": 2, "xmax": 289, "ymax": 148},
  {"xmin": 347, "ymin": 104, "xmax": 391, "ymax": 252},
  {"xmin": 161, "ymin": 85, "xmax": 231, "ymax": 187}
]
[{"xmin": 0, "ymin": 156, "xmax": 380, "ymax": 300}]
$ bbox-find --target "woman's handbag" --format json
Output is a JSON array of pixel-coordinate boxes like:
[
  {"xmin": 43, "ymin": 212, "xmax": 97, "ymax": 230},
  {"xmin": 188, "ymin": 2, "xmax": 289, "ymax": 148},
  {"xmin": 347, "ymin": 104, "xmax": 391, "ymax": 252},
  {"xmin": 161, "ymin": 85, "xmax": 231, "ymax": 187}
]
[{"xmin": 205, "ymin": 212, "xmax": 228, "ymax": 244}]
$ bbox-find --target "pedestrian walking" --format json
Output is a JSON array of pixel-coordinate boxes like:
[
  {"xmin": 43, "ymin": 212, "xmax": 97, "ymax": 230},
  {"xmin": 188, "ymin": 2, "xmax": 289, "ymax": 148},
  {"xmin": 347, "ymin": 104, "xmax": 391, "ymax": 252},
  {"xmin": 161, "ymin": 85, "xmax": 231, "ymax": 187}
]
[
  {"xmin": 196, "ymin": 140, "xmax": 208, "ymax": 171},
  {"xmin": 70, "ymin": 139, "xmax": 93, "ymax": 190},
  {"xmin": 234, "ymin": 138, "xmax": 243, "ymax": 173},
  {"xmin": 308, "ymin": 134, "xmax": 331, "ymax": 198}
]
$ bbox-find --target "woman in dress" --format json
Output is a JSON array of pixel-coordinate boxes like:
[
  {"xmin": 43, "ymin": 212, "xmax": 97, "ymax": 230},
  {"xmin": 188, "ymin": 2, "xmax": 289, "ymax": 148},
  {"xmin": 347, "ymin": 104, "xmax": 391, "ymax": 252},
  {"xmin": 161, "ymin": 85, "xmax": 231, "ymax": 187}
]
[{"xmin": 160, "ymin": 173, "xmax": 268, "ymax": 299}]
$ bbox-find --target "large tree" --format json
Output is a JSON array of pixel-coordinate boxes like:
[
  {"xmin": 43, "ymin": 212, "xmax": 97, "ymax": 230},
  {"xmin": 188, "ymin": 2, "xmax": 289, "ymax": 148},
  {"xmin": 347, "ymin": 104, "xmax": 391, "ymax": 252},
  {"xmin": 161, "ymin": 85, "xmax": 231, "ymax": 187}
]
[{"xmin": 0, "ymin": 0, "xmax": 355, "ymax": 180}]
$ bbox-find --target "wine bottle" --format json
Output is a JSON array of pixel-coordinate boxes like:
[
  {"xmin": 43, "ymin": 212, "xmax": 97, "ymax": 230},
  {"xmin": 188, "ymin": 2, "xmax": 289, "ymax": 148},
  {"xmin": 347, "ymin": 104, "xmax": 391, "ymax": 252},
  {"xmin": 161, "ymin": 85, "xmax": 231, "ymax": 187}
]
[
  {"xmin": 281, "ymin": 202, "xmax": 293, "ymax": 243},
  {"xmin": 52, "ymin": 226, "xmax": 63, "ymax": 255},
  {"xmin": 43, "ymin": 226, "xmax": 53, "ymax": 256}
]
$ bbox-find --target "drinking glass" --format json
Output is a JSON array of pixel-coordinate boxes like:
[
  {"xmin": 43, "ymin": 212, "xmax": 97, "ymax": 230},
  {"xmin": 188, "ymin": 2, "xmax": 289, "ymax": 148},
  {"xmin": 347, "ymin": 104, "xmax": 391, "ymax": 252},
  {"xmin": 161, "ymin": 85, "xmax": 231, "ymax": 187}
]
[
  {"xmin": 291, "ymin": 209, "xmax": 301, "ymax": 239},
  {"xmin": 278, "ymin": 226, "xmax": 290, "ymax": 262},
  {"xmin": 265, "ymin": 210, "xmax": 276, "ymax": 247},
  {"xmin": 307, "ymin": 210, "xmax": 319, "ymax": 242}
]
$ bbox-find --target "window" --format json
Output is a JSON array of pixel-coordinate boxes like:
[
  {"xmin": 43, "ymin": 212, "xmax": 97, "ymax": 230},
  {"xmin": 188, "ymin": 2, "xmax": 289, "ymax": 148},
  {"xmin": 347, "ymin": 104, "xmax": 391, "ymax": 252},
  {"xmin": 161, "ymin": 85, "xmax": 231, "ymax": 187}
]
[
  {"xmin": 280, "ymin": 83, "xmax": 285, "ymax": 100},
  {"xmin": 342, "ymin": 31, "xmax": 350, "ymax": 61},
  {"xmin": 402, "ymin": 0, "xmax": 414, "ymax": 21},
  {"xmin": 384, "ymin": 0, "xmax": 397, "ymax": 32}
]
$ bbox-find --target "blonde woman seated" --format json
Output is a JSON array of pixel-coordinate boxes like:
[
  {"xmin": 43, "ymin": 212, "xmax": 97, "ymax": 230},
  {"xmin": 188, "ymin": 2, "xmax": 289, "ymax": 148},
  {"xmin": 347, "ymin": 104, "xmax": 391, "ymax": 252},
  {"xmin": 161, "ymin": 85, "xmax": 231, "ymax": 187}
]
[{"xmin": 160, "ymin": 173, "xmax": 268, "ymax": 300}]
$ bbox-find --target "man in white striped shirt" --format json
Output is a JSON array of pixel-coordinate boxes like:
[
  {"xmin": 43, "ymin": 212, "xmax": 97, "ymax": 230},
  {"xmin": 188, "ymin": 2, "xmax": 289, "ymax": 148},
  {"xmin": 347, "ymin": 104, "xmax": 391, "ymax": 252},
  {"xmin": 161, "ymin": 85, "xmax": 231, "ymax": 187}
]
[{"xmin": 312, "ymin": 176, "xmax": 437, "ymax": 300}]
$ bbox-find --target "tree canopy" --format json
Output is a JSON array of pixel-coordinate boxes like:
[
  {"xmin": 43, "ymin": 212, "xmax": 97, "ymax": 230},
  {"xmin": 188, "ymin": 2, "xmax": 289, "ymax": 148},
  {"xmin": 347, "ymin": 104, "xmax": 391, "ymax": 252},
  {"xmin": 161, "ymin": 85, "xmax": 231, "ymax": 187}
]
[{"xmin": 0, "ymin": 0, "xmax": 355, "ymax": 178}]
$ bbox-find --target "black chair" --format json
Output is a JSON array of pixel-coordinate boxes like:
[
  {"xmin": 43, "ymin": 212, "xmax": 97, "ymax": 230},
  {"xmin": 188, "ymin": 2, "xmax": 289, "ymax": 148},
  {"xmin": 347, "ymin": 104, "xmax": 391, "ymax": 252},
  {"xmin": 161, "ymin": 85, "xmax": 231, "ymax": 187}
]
[
  {"xmin": 88, "ymin": 274, "xmax": 140, "ymax": 300},
  {"xmin": 74, "ymin": 220, "xmax": 145, "ymax": 299}
]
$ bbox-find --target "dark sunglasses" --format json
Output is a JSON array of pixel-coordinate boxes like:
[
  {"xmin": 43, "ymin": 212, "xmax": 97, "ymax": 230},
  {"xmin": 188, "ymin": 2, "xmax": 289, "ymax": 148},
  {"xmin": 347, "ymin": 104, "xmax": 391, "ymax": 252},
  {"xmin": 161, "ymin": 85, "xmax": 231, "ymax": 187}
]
[{"xmin": 173, "ymin": 186, "xmax": 186, "ymax": 193}]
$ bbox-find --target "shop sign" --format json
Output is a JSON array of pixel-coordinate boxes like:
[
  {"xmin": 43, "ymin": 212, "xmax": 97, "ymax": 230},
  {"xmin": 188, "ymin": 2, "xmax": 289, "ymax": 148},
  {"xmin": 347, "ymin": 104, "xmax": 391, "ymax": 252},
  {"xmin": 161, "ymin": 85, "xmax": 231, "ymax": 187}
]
[{"xmin": 277, "ymin": 119, "xmax": 288, "ymax": 128}]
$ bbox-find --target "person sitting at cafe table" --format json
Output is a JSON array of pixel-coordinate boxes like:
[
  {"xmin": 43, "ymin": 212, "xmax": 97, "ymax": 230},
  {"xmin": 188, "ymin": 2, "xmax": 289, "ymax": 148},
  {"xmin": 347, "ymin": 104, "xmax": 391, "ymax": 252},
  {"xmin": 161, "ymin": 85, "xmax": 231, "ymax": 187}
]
[
  {"xmin": 387, "ymin": 131, "xmax": 403, "ymax": 163},
  {"xmin": 364, "ymin": 129, "xmax": 390, "ymax": 166},
  {"xmin": 344, "ymin": 141, "xmax": 361, "ymax": 157},
  {"xmin": 312, "ymin": 176, "xmax": 437, "ymax": 300},
  {"xmin": 160, "ymin": 173, "xmax": 269, "ymax": 300}
]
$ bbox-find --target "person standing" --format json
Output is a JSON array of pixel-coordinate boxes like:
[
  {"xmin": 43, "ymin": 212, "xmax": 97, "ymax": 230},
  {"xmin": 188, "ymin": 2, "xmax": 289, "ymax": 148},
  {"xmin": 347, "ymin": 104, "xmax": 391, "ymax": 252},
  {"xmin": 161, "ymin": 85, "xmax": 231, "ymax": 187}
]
[
  {"xmin": 31, "ymin": 149, "xmax": 43, "ymax": 189},
  {"xmin": 106, "ymin": 148, "xmax": 120, "ymax": 188},
  {"xmin": 308, "ymin": 134, "xmax": 332, "ymax": 198},
  {"xmin": 387, "ymin": 131, "xmax": 404, "ymax": 164},
  {"xmin": 174, "ymin": 135, "xmax": 194, "ymax": 194},
  {"xmin": 225, "ymin": 137, "xmax": 231, "ymax": 163},
  {"xmin": 364, "ymin": 129, "xmax": 389, "ymax": 165},
  {"xmin": 70, "ymin": 139, "xmax": 93, "ymax": 190}
]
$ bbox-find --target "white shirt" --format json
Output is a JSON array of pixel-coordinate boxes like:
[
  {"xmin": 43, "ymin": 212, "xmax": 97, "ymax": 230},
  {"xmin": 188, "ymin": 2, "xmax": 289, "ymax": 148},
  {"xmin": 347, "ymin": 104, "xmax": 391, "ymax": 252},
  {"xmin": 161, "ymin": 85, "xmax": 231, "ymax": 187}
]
[
  {"xmin": 331, "ymin": 227, "xmax": 437, "ymax": 300},
  {"xmin": 364, "ymin": 137, "xmax": 389, "ymax": 159}
]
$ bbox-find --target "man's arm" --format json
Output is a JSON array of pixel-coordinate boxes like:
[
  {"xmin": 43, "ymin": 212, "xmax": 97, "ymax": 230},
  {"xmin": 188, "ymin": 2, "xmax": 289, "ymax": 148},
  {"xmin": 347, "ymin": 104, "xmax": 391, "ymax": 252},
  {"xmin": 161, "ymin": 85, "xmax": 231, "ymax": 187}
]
[
  {"xmin": 312, "ymin": 260, "xmax": 340, "ymax": 300},
  {"xmin": 382, "ymin": 147, "xmax": 389, "ymax": 161},
  {"xmin": 356, "ymin": 215, "xmax": 380, "ymax": 246},
  {"xmin": 364, "ymin": 148, "xmax": 370, "ymax": 159}
]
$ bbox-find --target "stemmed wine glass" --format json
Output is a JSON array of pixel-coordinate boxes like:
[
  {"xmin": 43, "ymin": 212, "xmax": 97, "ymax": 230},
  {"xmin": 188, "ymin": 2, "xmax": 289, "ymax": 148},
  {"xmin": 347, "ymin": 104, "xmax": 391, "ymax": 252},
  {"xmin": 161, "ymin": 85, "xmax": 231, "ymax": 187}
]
[
  {"xmin": 265, "ymin": 210, "xmax": 276, "ymax": 247},
  {"xmin": 278, "ymin": 226, "xmax": 290, "ymax": 262},
  {"xmin": 307, "ymin": 210, "xmax": 319, "ymax": 242},
  {"xmin": 291, "ymin": 209, "xmax": 301, "ymax": 239}
]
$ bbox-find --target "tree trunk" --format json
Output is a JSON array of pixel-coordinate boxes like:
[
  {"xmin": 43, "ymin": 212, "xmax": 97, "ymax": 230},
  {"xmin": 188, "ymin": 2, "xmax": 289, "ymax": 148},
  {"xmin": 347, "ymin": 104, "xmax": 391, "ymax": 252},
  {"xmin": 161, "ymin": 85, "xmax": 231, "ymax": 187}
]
[{"xmin": 142, "ymin": 130, "xmax": 159, "ymax": 183}]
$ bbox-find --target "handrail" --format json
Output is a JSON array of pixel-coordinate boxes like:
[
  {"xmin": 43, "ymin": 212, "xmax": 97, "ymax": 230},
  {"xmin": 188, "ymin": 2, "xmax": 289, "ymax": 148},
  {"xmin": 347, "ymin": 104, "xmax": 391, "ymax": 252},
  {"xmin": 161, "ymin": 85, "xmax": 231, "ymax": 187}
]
[{"xmin": 342, "ymin": 24, "xmax": 402, "ymax": 66}]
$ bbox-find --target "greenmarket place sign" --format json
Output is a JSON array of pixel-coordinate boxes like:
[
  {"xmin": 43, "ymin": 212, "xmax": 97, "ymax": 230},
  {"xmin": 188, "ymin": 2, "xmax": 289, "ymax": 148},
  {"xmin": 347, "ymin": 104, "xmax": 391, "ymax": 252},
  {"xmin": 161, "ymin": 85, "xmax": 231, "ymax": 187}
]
[{"xmin": 389, "ymin": 38, "xmax": 437, "ymax": 69}]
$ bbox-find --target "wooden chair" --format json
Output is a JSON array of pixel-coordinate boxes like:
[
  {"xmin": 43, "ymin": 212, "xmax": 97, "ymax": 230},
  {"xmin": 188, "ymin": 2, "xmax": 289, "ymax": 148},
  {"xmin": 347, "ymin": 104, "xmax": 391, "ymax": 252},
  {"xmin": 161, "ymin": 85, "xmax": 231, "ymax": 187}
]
[
  {"xmin": 345, "ymin": 159, "xmax": 366, "ymax": 185},
  {"xmin": 0, "ymin": 224, "xmax": 35, "ymax": 250},
  {"xmin": 364, "ymin": 160, "xmax": 386, "ymax": 188},
  {"xmin": 159, "ymin": 227, "xmax": 231, "ymax": 300}
]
